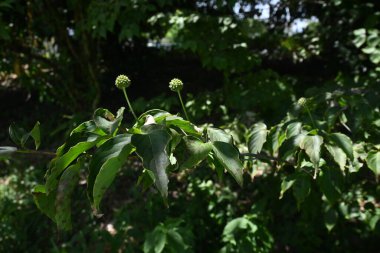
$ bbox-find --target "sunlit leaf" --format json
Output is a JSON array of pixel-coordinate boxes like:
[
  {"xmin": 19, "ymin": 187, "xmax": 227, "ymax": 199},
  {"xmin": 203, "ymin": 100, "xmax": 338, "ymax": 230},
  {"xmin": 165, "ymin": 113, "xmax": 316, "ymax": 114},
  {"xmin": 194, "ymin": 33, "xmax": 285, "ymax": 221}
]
[
  {"xmin": 175, "ymin": 136, "xmax": 212, "ymax": 170},
  {"xmin": 325, "ymin": 144, "xmax": 347, "ymax": 171},
  {"xmin": 223, "ymin": 217, "xmax": 257, "ymax": 240},
  {"xmin": 370, "ymin": 50, "xmax": 380, "ymax": 64},
  {"xmin": 366, "ymin": 150, "xmax": 380, "ymax": 176},
  {"xmin": 135, "ymin": 109, "xmax": 171, "ymax": 128},
  {"xmin": 362, "ymin": 46, "xmax": 376, "ymax": 54},
  {"xmin": 137, "ymin": 169, "xmax": 155, "ymax": 191},
  {"xmin": 70, "ymin": 120, "xmax": 105, "ymax": 136},
  {"xmin": 300, "ymin": 135, "xmax": 323, "ymax": 169},
  {"xmin": 132, "ymin": 124, "xmax": 172, "ymax": 198},
  {"xmin": 248, "ymin": 122, "xmax": 267, "ymax": 154},
  {"xmin": 279, "ymin": 175, "xmax": 296, "ymax": 199},
  {"xmin": 268, "ymin": 124, "xmax": 286, "ymax": 155},
  {"xmin": 46, "ymin": 133, "xmax": 105, "ymax": 192},
  {"xmin": 329, "ymin": 133, "xmax": 353, "ymax": 160},
  {"xmin": 163, "ymin": 115, "xmax": 201, "ymax": 136},
  {"xmin": 353, "ymin": 28, "xmax": 366, "ymax": 47},
  {"xmin": 32, "ymin": 184, "xmax": 56, "ymax": 222},
  {"xmin": 93, "ymin": 107, "xmax": 124, "ymax": 135},
  {"xmin": 285, "ymin": 122, "xmax": 302, "ymax": 139},
  {"xmin": 29, "ymin": 121, "xmax": 41, "ymax": 150},
  {"xmin": 207, "ymin": 127, "xmax": 233, "ymax": 143},
  {"xmin": 87, "ymin": 134, "xmax": 134, "ymax": 211},
  {"xmin": 212, "ymin": 141, "xmax": 243, "ymax": 186}
]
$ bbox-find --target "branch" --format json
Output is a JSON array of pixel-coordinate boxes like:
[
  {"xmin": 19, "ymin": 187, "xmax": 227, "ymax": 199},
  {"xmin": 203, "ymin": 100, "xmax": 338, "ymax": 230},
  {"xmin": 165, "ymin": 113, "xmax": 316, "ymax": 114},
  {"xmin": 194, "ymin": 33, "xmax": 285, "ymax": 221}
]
[
  {"xmin": 15, "ymin": 149, "xmax": 56, "ymax": 157},
  {"xmin": 241, "ymin": 152, "xmax": 295, "ymax": 166}
]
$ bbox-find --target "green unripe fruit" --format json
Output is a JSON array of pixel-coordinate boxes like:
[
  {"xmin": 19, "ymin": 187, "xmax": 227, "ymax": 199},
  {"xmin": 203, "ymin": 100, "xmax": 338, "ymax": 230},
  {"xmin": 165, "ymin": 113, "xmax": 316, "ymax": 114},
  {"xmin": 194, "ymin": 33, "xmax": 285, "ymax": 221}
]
[
  {"xmin": 115, "ymin": 75, "xmax": 131, "ymax": 89},
  {"xmin": 169, "ymin": 78, "xmax": 183, "ymax": 92},
  {"xmin": 297, "ymin": 97, "xmax": 308, "ymax": 108}
]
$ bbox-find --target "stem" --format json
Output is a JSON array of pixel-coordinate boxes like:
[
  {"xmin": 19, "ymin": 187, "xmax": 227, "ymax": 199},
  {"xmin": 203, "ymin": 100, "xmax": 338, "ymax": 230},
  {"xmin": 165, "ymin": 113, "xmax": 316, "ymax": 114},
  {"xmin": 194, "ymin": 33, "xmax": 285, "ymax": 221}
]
[
  {"xmin": 313, "ymin": 167, "xmax": 319, "ymax": 179},
  {"xmin": 306, "ymin": 107, "xmax": 317, "ymax": 129},
  {"xmin": 16, "ymin": 149, "xmax": 56, "ymax": 157},
  {"xmin": 122, "ymin": 88, "xmax": 137, "ymax": 121},
  {"xmin": 177, "ymin": 91, "xmax": 189, "ymax": 121},
  {"xmin": 241, "ymin": 153, "xmax": 295, "ymax": 166}
]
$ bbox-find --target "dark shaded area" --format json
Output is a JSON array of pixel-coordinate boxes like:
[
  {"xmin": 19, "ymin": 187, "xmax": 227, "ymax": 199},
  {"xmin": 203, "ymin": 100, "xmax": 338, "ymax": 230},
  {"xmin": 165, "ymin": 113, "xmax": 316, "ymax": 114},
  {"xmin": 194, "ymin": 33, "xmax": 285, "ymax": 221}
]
[{"xmin": 1, "ymin": 1, "xmax": 380, "ymax": 252}]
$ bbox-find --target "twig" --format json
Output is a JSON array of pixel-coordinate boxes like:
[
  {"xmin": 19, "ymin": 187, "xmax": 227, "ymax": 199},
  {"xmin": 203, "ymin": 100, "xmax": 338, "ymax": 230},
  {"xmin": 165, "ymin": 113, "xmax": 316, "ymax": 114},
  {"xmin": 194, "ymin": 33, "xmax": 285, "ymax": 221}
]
[
  {"xmin": 15, "ymin": 149, "xmax": 56, "ymax": 157},
  {"xmin": 241, "ymin": 152, "xmax": 295, "ymax": 166}
]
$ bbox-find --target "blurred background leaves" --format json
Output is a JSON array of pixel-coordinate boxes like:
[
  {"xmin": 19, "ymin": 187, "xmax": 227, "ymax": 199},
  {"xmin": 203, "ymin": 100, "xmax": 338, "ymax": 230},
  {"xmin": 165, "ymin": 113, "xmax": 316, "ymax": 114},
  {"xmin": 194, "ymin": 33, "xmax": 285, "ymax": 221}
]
[{"xmin": 1, "ymin": 0, "xmax": 380, "ymax": 252}]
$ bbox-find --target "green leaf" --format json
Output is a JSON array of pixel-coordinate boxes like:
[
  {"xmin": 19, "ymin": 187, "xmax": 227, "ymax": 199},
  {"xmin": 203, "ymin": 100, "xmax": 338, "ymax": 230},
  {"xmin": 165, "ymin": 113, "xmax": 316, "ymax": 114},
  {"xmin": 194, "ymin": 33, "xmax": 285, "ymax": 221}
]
[
  {"xmin": 300, "ymin": 135, "xmax": 323, "ymax": 169},
  {"xmin": 325, "ymin": 107, "xmax": 341, "ymax": 130},
  {"xmin": 223, "ymin": 217, "xmax": 257, "ymax": 238},
  {"xmin": 369, "ymin": 215, "xmax": 380, "ymax": 231},
  {"xmin": 208, "ymin": 152, "xmax": 225, "ymax": 180},
  {"xmin": 325, "ymin": 144, "xmax": 347, "ymax": 171},
  {"xmin": 279, "ymin": 175, "xmax": 296, "ymax": 199},
  {"xmin": 324, "ymin": 205, "xmax": 338, "ymax": 232},
  {"xmin": 362, "ymin": 46, "xmax": 376, "ymax": 54},
  {"xmin": 353, "ymin": 28, "xmax": 366, "ymax": 47},
  {"xmin": 329, "ymin": 133, "xmax": 354, "ymax": 160},
  {"xmin": 9, "ymin": 122, "xmax": 41, "ymax": 150},
  {"xmin": 168, "ymin": 129, "xmax": 182, "ymax": 154},
  {"xmin": 138, "ymin": 109, "xmax": 171, "ymax": 121},
  {"xmin": 163, "ymin": 115, "xmax": 201, "ymax": 136},
  {"xmin": 367, "ymin": 30, "xmax": 380, "ymax": 47},
  {"xmin": 87, "ymin": 134, "xmax": 134, "ymax": 211},
  {"xmin": 29, "ymin": 121, "xmax": 41, "ymax": 150},
  {"xmin": 58, "ymin": 137, "xmax": 103, "ymax": 169},
  {"xmin": 57, "ymin": 120, "xmax": 107, "ymax": 157},
  {"xmin": 317, "ymin": 167, "xmax": 344, "ymax": 203},
  {"xmin": 33, "ymin": 184, "xmax": 46, "ymax": 193},
  {"xmin": 55, "ymin": 162, "xmax": 81, "ymax": 230},
  {"xmin": 292, "ymin": 174, "xmax": 311, "ymax": 206},
  {"xmin": 135, "ymin": 109, "xmax": 171, "ymax": 128},
  {"xmin": 137, "ymin": 169, "xmax": 155, "ymax": 191},
  {"xmin": 212, "ymin": 141, "xmax": 243, "ymax": 186},
  {"xmin": 93, "ymin": 107, "xmax": 124, "ymax": 135},
  {"xmin": 175, "ymin": 137, "xmax": 212, "ymax": 170},
  {"xmin": 248, "ymin": 122, "xmax": 267, "ymax": 154},
  {"xmin": 207, "ymin": 127, "xmax": 233, "ymax": 144},
  {"xmin": 285, "ymin": 122, "xmax": 302, "ymax": 139},
  {"xmin": 132, "ymin": 124, "xmax": 172, "ymax": 198},
  {"xmin": 32, "ymin": 184, "xmax": 56, "ymax": 222},
  {"xmin": 366, "ymin": 150, "xmax": 380, "ymax": 176},
  {"xmin": 279, "ymin": 133, "xmax": 307, "ymax": 164},
  {"xmin": 0, "ymin": 146, "xmax": 17, "ymax": 158},
  {"xmin": 294, "ymin": 132, "xmax": 307, "ymax": 147},
  {"xmin": 70, "ymin": 120, "xmax": 105, "ymax": 136},
  {"xmin": 370, "ymin": 50, "xmax": 380, "ymax": 64},
  {"xmin": 9, "ymin": 123, "xmax": 27, "ymax": 147},
  {"xmin": 46, "ymin": 133, "xmax": 104, "ymax": 192},
  {"xmin": 144, "ymin": 226, "xmax": 167, "ymax": 253},
  {"xmin": 166, "ymin": 230, "xmax": 188, "ymax": 252},
  {"xmin": 278, "ymin": 136, "xmax": 300, "ymax": 160},
  {"xmin": 268, "ymin": 124, "xmax": 286, "ymax": 155}
]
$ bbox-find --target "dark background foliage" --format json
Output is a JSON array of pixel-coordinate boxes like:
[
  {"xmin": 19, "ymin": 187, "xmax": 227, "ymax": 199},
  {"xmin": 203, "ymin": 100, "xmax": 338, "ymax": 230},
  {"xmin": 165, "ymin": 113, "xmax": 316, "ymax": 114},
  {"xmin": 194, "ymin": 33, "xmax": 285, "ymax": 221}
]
[{"xmin": 0, "ymin": 0, "xmax": 379, "ymax": 252}]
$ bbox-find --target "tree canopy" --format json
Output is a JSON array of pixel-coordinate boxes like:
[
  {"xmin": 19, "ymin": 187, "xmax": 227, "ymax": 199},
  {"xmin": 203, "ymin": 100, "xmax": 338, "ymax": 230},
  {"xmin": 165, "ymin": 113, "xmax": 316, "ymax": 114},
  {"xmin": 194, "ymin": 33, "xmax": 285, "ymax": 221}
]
[{"xmin": 0, "ymin": 1, "xmax": 379, "ymax": 252}]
